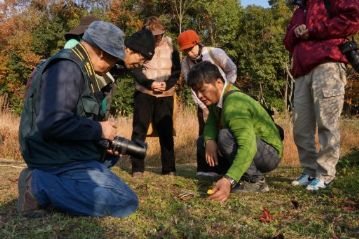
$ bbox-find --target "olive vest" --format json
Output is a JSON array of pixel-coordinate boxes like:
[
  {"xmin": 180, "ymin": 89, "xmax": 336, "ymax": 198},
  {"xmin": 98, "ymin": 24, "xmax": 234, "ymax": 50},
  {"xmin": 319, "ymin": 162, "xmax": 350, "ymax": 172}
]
[{"xmin": 19, "ymin": 48, "xmax": 108, "ymax": 169}]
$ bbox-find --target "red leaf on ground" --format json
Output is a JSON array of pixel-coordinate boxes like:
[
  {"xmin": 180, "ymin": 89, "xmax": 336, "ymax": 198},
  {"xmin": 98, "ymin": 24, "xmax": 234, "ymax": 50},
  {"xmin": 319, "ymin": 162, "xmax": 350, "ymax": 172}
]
[
  {"xmin": 342, "ymin": 198, "xmax": 359, "ymax": 212},
  {"xmin": 342, "ymin": 206, "xmax": 356, "ymax": 212},
  {"xmin": 259, "ymin": 208, "xmax": 273, "ymax": 223}
]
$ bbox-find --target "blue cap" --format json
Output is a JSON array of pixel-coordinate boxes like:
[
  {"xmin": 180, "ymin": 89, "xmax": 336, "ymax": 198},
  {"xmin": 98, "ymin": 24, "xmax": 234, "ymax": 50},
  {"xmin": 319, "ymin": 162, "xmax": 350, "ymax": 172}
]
[{"xmin": 83, "ymin": 21, "xmax": 125, "ymax": 60}]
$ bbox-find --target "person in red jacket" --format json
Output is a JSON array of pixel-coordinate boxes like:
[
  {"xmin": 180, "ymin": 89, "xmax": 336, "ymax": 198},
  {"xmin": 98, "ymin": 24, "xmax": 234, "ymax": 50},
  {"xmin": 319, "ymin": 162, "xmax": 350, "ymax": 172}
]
[{"xmin": 284, "ymin": 0, "xmax": 359, "ymax": 191}]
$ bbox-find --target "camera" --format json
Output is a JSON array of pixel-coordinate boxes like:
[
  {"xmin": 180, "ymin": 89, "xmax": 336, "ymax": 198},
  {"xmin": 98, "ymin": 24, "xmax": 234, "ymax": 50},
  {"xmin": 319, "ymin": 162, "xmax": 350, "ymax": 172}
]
[
  {"xmin": 98, "ymin": 136, "xmax": 147, "ymax": 159},
  {"xmin": 341, "ymin": 40, "xmax": 359, "ymax": 73}
]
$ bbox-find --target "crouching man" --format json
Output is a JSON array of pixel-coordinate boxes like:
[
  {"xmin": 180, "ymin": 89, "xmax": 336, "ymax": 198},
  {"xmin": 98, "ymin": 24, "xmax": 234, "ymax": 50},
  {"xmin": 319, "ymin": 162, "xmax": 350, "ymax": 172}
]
[
  {"xmin": 17, "ymin": 21, "xmax": 155, "ymax": 217},
  {"xmin": 187, "ymin": 61, "xmax": 283, "ymax": 202}
]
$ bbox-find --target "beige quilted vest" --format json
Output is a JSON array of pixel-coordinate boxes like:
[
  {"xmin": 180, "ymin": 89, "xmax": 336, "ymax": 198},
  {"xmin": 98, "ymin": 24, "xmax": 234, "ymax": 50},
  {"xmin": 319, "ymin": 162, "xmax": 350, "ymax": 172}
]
[{"xmin": 135, "ymin": 36, "xmax": 175, "ymax": 97}]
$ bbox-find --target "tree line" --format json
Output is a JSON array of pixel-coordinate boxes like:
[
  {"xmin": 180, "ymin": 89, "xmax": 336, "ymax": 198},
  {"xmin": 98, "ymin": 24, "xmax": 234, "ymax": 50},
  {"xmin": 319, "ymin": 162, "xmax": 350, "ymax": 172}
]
[{"xmin": 0, "ymin": 0, "xmax": 358, "ymax": 115}]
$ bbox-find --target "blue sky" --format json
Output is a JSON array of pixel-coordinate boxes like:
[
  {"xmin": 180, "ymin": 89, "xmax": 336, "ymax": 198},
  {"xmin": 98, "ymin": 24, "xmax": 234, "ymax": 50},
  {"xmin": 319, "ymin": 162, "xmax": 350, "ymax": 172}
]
[{"xmin": 241, "ymin": 0, "xmax": 270, "ymax": 8}]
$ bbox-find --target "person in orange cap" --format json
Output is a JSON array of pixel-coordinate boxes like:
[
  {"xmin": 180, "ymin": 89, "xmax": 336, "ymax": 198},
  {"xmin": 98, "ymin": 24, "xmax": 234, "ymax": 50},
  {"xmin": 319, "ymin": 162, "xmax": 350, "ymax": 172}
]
[{"xmin": 177, "ymin": 29, "xmax": 237, "ymax": 178}]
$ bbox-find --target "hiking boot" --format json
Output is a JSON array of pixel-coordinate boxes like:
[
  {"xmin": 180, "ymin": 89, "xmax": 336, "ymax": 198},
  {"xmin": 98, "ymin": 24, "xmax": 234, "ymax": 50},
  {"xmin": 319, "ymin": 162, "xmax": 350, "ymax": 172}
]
[
  {"xmin": 232, "ymin": 178, "xmax": 270, "ymax": 193},
  {"xmin": 17, "ymin": 168, "xmax": 46, "ymax": 217},
  {"xmin": 306, "ymin": 178, "xmax": 328, "ymax": 191},
  {"xmin": 291, "ymin": 174, "xmax": 314, "ymax": 186}
]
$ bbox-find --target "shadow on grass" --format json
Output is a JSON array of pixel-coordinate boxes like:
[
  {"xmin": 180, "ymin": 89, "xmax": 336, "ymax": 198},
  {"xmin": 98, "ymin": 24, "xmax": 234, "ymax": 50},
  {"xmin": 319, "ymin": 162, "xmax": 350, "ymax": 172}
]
[
  {"xmin": 0, "ymin": 199, "xmax": 18, "ymax": 221},
  {"xmin": 337, "ymin": 148, "xmax": 359, "ymax": 170},
  {"xmin": 334, "ymin": 148, "xmax": 359, "ymax": 199},
  {"xmin": 116, "ymin": 157, "xmax": 198, "ymax": 178},
  {"xmin": 0, "ymin": 199, "xmax": 108, "ymax": 239}
]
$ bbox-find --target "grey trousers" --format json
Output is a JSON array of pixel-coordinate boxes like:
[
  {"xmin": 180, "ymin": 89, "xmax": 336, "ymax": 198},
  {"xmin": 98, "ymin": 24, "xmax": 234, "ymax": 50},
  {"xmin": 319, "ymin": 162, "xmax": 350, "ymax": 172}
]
[{"xmin": 197, "ymin": 128, "xmax": 281, "ymax": 182}]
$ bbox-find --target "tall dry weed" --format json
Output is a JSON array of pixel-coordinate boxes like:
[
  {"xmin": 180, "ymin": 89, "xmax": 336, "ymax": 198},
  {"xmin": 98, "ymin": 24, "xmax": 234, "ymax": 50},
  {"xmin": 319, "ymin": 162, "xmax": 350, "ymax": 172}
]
[
  {"xmin": 1, "ymin": 105, "xmax": 358, "ymax": 169},
  {"xmin": 340, "ymin": 118, "xmax": 359, "ymax": 154},
  {"xmin": 277, "ymin": 116, "xmax": 300, "ymax": 166},
  {"xmin": 0, "ymin": 110, "xmax": 21, "ymax": 161},
  {"xmin": 113, "ymin": 107, "xmax": 198, "ymax": 168}
]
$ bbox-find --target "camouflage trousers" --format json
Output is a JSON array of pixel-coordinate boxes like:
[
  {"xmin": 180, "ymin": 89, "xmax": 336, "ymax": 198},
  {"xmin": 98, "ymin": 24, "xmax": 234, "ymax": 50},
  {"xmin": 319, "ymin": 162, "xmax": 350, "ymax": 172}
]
[{"xmin": 293, "ymin": 62, "xmax": 346, "ymax": 183}]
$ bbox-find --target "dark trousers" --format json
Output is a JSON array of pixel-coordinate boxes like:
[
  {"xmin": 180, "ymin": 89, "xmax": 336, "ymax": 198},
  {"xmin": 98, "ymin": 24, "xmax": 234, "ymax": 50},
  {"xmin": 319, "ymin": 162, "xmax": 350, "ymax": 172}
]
[
  {"xmin": 197, "ymin": 129, "xmax": 281, "ymax": 181},
  {"xmin": 197, "ymin": 107, "xmax": 206, "ymax": 136},
  {"xmin": 131, "ymin": 92, "xmax": 175, "ymax": 174}
]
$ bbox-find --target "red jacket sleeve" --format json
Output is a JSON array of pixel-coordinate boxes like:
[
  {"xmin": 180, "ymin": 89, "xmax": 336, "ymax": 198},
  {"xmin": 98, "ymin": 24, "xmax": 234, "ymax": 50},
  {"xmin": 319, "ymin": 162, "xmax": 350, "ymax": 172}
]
[
  {"xmin": 284, "ymin": 8, "xmax": 305, "ymax": 53},
  {"xmin": 309, "ymin": 0, "xmax": 359, "ymax": 39}
]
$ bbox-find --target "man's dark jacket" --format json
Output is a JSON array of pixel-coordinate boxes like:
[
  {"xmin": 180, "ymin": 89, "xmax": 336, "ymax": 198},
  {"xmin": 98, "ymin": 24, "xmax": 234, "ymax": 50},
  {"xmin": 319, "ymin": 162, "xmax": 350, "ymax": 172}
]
[{"xmin": 19, "ymin": 48, "xmax": 107, "ymax": 169}]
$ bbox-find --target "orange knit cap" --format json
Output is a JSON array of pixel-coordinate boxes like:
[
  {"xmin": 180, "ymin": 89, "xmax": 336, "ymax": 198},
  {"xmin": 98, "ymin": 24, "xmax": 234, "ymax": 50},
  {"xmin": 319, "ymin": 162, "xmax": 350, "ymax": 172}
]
[{"xmin": 177, "ymin": 30, "xmax": 200, "ymax": 51}]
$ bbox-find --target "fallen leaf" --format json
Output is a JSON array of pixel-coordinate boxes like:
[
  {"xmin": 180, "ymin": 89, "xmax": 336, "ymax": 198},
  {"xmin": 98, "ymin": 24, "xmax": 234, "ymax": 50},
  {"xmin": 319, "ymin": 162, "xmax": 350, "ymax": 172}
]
[
  {"xmin": 342, "ymin": 206, "xmax": 356, "ymax": 212},
  {"xmin": 259, "ymin": 208, "xmax": 273, "ymax": 223},
  {"xmin": 177, "ymin": 191, "xmax": 195, "ymax": 201}
]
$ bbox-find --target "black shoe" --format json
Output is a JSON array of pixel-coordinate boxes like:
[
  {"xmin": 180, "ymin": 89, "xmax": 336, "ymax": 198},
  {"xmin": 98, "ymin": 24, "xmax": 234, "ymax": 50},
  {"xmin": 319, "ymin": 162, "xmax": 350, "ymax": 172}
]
[{"xmin": 232, "ymin": 178, "xmax": 270, "ymax": 193}]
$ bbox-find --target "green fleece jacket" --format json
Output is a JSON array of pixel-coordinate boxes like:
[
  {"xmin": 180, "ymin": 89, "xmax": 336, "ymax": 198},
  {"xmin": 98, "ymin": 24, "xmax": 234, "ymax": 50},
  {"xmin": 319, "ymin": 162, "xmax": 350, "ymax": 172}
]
[{"xmin": 204, "ymin": 85, "xmax": 283, "ymax": 182}]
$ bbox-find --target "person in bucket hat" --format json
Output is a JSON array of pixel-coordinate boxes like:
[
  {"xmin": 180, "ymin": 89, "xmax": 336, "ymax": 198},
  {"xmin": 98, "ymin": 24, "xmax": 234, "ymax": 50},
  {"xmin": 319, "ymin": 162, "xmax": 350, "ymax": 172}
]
[
  {"xmin": 17, "ymin": 21, "xmax": 155, "ymax": 218},
  {"xmin": 64, "ymin": 15, "xmax": 99, "ymax": 49}
]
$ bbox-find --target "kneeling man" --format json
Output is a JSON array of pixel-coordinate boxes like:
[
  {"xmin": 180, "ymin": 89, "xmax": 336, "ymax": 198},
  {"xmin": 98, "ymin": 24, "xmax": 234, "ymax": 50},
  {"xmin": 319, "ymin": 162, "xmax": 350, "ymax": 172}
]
[{"xmin": 187, "ymin": 61, "xmax": 283, "ymax": 202}]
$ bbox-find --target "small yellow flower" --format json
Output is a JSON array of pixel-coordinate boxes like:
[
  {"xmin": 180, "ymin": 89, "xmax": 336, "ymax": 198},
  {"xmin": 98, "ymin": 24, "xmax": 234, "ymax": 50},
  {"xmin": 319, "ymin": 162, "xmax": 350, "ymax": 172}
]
[{"xmin": 207, "ymin": 189, "xmax": 214, "ymax": 195}]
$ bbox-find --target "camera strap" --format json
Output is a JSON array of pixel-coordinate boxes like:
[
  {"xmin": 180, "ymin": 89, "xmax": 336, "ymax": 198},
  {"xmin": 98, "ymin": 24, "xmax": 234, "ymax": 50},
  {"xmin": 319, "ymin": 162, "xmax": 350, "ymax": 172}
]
[{"xmin": 71, "ymin": 44, "xmax": 100, "ymax": 93}]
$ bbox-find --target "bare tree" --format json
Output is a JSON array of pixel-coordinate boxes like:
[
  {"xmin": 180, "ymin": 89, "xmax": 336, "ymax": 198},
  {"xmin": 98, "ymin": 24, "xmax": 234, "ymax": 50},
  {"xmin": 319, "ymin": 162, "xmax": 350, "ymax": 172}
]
[{"xmin": 169, "ymin": 0, "xmax": 195, "ymax": 34}]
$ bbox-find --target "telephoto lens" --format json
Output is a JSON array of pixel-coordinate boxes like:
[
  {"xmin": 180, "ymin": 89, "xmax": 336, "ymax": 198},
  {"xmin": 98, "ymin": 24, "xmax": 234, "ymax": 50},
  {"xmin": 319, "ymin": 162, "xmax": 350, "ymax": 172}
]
[{"xmin": 111, "ymin": 136, "xmax": 147, "ymax": 159}]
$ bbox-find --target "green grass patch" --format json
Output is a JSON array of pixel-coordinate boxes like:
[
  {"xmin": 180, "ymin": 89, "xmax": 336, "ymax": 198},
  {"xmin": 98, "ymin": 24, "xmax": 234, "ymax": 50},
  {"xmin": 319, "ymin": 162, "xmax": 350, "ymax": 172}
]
[{"xmin": 0, "ymin": 150, "xmax": 358, "ymax": 239}]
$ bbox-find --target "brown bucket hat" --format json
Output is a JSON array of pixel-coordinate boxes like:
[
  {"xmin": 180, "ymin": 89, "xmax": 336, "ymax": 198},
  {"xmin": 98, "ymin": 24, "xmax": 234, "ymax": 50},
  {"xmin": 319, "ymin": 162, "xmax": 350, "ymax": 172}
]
[{"xmin": 65, "ymin": 15, "xmax": 100, "ymax": 40}]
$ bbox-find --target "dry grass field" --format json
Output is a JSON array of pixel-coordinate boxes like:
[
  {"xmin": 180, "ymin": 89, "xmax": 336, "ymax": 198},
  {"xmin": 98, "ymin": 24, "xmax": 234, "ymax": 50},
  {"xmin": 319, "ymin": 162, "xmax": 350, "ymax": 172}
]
[
  {"xmin": 0, "ymin": 107, "xmax": 358, "ymax": 238},
  {"xmin": 1, "ymin": 107, "xmax": 358, "ymax": 168}
]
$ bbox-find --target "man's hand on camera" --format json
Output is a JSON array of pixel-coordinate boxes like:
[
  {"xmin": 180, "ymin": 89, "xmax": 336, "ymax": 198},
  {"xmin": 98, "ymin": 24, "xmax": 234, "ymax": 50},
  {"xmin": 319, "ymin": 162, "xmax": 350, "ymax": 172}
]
[
  {"xmin": 205, "ymin": 140, "xmax": 218, "ymax": 167},
  {"xmin": 100, "ymin": 121, "xmax": 116, "ymax": 140},
  {"xmin": 107, "ymin": 149, "xmax": 120, "ymax": 156},
  {"xmin": 294, "ymin": 24, "xmax": 309, "ymax": 39}
]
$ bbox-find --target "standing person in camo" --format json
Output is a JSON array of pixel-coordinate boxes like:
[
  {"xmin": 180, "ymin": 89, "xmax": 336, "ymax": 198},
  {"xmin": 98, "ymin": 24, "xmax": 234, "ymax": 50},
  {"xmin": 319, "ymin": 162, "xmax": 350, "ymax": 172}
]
[
  {"xmin": 129, "ymin": 16, "xmax": 181, "ymax": 177},
  {"xmin": 177, "ymin": 29, "xmax": 237, "ymax": 177},
  {"xmin": 284, "ymin": 0, "xmax": 359, "ymax": 191},
  {"xmin": 17, "ymin": 21, "xmax": 155, "ymax": 218}
]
